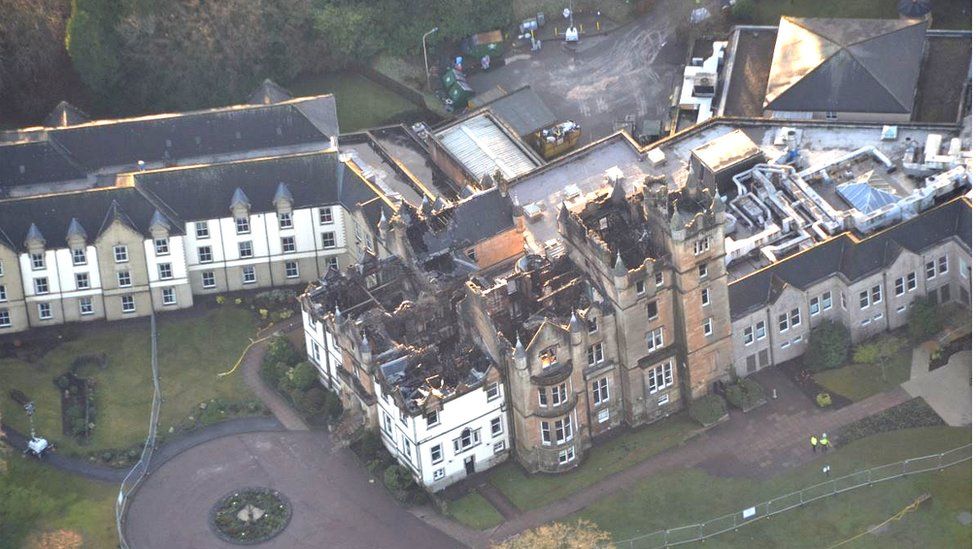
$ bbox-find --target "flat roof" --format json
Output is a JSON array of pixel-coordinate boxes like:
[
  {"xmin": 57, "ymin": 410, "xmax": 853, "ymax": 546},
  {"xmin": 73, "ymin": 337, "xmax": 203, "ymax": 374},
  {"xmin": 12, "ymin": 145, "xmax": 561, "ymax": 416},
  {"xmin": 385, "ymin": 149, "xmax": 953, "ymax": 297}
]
[
  {"xmin": 691, "ymin": 129, "xmax": 763, "ymax": 171},
  {"xmin": 435, "ymin": 113, "xmax": 541, "ymax": 181}
]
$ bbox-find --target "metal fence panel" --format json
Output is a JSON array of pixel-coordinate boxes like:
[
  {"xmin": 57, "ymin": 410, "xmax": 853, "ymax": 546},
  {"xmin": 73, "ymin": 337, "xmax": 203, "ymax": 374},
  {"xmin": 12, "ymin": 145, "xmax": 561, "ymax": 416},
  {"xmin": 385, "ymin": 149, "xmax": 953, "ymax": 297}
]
[
  {"xmin": 833, "ymin": 469, "xmax": 870, "ymax": 493},
  {"xmin": 702, "ymin": 513, "xmax": 736, "ymax": 538},
  {"xmin": 627, "ymin": 530, "xmax": 667, "ymax": 549},
  {"xmin": 870, "ymin": 462, "xmax": 905, "ymax": 483},
  {"xmin": 664, "ymin": 524, "xmax": 702, "ymax": 545},
  {"xmin": 904, "ymin": 454, "xmax": 940, "ymax": 475},
  {"xmin": 941, "ymin": 446, "xmax": 971, "ymax": 467},
  {"xmin": 801, "ymin": 479, "xmax": 835, "ymax": 503},
  {"xmin": 768, "ymin": 490, "xmax": 803, "ymax": 514}
]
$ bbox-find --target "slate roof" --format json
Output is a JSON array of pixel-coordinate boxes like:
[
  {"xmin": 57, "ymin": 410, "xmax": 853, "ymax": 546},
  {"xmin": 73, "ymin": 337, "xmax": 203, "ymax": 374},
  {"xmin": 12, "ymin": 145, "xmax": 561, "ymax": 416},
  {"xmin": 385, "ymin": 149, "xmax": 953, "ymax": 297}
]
[
  {"xmin": 729, "ymin": 198, "xmax": 972, "ymax": 318},
  {"xmin": 476, "ymin": 86, "xmax": 557, "ymax": 136},
  {"xmin": 44, "ymin": 101, "xmax": 90, "ymax": 128},
  {"xmin": 0, "ymin": 187, "xmax": 165, "ymax": 252},
  {"xmin": 248, "ymin": 79, "xmax": 294, "ymax": 105},
  {"xmin": 406, "ymin": 187, "xmax": 515, "ymax": 256},
  {"xmin": 0, "ymin": 96, "xmax": 338, "ymax": 189},
  {"xmin": 133, "ymin": 151, "xmax": 380, "ymax": 224},
  {"xmin": 764, "ymin": 17, "xmax": 928, "ymax": 113},
  {"xmin": 0, "ymin": 140, "xmax": 87, "ymax": 191}
]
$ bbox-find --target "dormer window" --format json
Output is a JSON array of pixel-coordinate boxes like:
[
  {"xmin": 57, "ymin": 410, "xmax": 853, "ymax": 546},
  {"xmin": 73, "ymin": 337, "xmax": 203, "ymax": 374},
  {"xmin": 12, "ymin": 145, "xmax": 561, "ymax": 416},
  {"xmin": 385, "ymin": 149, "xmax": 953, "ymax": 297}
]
[
  {"xmin": 31, "ymin": 253, "xmax": 45, "ymax": 270},
  {"xmin": 236, "ymin": 217, "xmax": 250, "ymax": 235},
  {"xmin": 72, "ymin": 248, "xmax": 87, "ymax": 265},
  {"xmin": 278, "ymin": 212, "xmax": 293, "ymax": 229}
]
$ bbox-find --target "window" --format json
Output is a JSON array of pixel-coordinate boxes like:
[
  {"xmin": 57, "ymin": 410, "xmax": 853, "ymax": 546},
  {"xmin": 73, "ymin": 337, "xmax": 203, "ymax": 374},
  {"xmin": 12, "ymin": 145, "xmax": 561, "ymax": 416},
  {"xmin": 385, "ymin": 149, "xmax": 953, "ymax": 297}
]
[
  {"xmin": 789, "ymin": 308, "xmax": 800, "ymax": 327},
  {"xmin": 0, "ymin": 309, "xmax": 9, "ymax": 327},
  {"xmin": 452, "ymin": 428, "xmax": 480, "ymax": 454},
  {"xmin": 0, "ymin": 285, "xmax": 4, "ymax": 302},
  {"xmin": 553, "ymin": 416, "xmax": 572, "ymax": 444},
  {"xmin": 121, "ymin": 295, "xmax": 135, "ymax": 313},
  {"xmin": 30, "ymin": 253, "xmax": 44, "ymax": 270},
  {"xmin": 401, "ymin": 436, "xmax": 412, "ymax": 462},
  {"xmin": 383, "ymin": 413, "xmax": 392, "ymax": 434},
  {"xmin": 432, "ymin": 468, "xmax": 445, "ymax": 481},
  {"xmin": 897, "ymin": 305, "xmax": 907, "ymax": 314},
  {"xmin": 655, "ymin": 272, "xmax": 664, "ymax": 287},
  {"xmin": 0, "ymin": 261, "xmax": 4, "ymax": 276},
  {"xmin": 703, "ymin": 317, "xmax": 713, "ymax": 336},
  {"xmin": 938, "ymin": 255, "xmax": 948, "ymax": 274},
  {"xmin": 598, "ymin": 408, "xmax": 610, "ymax": 423},
  {"xmin": 319, "ymin": 207, "xmax": 333, "ymax": 224},
  {"xmin": 242, "ymin": 266, "xmax": 256, "ymax": 284},
  {"xmin": 781, "ymin": 340, "xmax": 792, "ymax": 347},
  {"xmin": 117, "ymin": 271, "xmax": 131, "ymax": 287},
  {"xmin": 960, "ymin": 260, "xmax": 969, "ymax": 278},
  {"xmin": 636, "ymin": 279, "xmax": 645, "ymax": 295},
  {"xmin": 895, "ymin": 277, "xmax": 905, "ymax": 296},
  {"xmin": 285, "ymin": 261, "xmax": 299, "ymax": 279},
  {"xmin": 202, "ymin": 271, "xmax": 216, "ymax": 289},
  {"xmin": 871, "ymin": 284, "xmax": 882, "ymax": 304},
  {"xmin": 72, "ymin": 247, "xmax": 86, "ymax": 265},
  {"xmin": 873, "ymin": 312, "xmax": 883, "ymax": 321},
  {"xmin": 236, "ymin": 217, "xmax": 250, "ymax": 234},
  {"xmin": 281, "ymin": 236, "xmax": 296, "ymax": 253},
  {"xmin": 238, "ymin": 241, "xmax": 253, "ymax": 258},
  {"xmin": 778, "ymin": 313, "xmax": 789, "ymax": 332},
  {"xmin": 693, "ymin": 237, "xmax": 710, "ymax": 255},
  {"xmin": 162, "ymin": 288, "xmax": 176, "ymax": 305},
  {"xmin": 158, "ymin": 263, "xmax": 173, "ymax": 280},
  {"xmin": 587, "ymin": 343, "xmax": 604, "ymax": 366},
  {"xmin": 698, "ymin": 263, "xmax": 708, "ymax": 278},
  {"xmin": 558, "ymin": 447, "xmax": 576, "ymax": 464},
  {"xmin": 322, "ymin": 231, "xmax": 336, "ymax": 248},
  {"xmin": 327, "ymin": 257, "xmax": 339, "ymax": 271},
  {"xmin": 114, "ymin": 245, "xmax": 128, "ymax": 263},
  {"xmin": 592, "ymin": 378, "xmax": 610, "ymax": 405},
  {"xmin": 430, "ymin": 444, "xmax": 443, "ymax": 464},
  {"xmin": 34, "ymin": 277, "xmax": 48, "ymax": 294},
  {"xmin": 75, "ymin": 272, "xmax": 90, "ymax": 289},
  {"xmin": 195, "ymin": 221, "xmax": 209, "ymax": 238},
  {"xmin": 278, "ymin": 212, "xmax": 293, "ymax": 229},
  {"xmin": 926, "ymin": 260, "xmax": 936, "ymax": 279},
  {"xmin": 538, "ymin": 387, "xmax": 548, "ymax": 407},
  {"xmin": 465, "ymin": 248, "xmax": 477, "ymax": 262},
  {"xmin": 198, "ymin": 246, "xmax": 213, "ymax": 263},
  {"xmin": 841, "ymin": 293, "xmax": 847, "ymax": 310},
  {"xmin": 486, "ymin": 382, "xmax": 500, "ymax": 401},
  {"xmin": 822, "ymin": 291, "xmax": 832, "ymax": 310},
  {"xmin": 493, "ymin": 441, "xmax": 506, "ymax": 454},
  {"xmin": 648, "ymin": 361, "xmax": 674, "ymax": 394},
  {"xmin": 646, "ymin": 327, "xmax": 664, "ymax": 351},
  {"xmin": 646, "ymin": 300, "xmax": 658, "ymax": 320},
  {"xmin": 755, "ymin": 321, "xmax": 766, "ymax": 340},
  {"xmin": 541, "ymin": 421, "xmax": 551, "ymax": 445},
  {"xmin": 154, "ymin": 238, "xmax": 169, "ymax": 255},
  {"xmin": 491, "ymin": 417, "xmax": 503, "ymax": 437},
  {"xmin": 587, "ymin": 317, "xmax": 598, "ymax": 333},
  {"xmin": 425, "ymin": 410, "xmax": 439, "ymax": 428},
  {"xmin": 809, "ymin": 297, "xmax": 820, "ymax": 316},
  {"xmin": 744, "ymin": 326, "xmax": 754, "ymax": 345},
  {"xmin": 38, "ymin": 302, "xmax": 52, "ymax": 320},
  {"xmin": 701, "ymin": 287, "xmax": 710, "ymax": 306},
  {"xmin": 550, "ymin": 383, "xmax": 568, "ymax": 405},
  {"xmin": 826, "ymin": 111, "xmax": 838, "ymax": 120},
  {"xmin": 859, "ymin": 290, "xmax": 870, "ymax": 309},
  {"xmin": 907, "ymin": 272, "xmax": 917, "ymax": 291}
]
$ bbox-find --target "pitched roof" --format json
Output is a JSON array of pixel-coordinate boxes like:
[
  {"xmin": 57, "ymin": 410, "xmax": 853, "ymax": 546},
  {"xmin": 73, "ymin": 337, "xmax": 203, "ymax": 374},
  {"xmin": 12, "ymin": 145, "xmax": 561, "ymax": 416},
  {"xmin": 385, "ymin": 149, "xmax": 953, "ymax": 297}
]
[
  {"xmin": 764, "ymin": 17, "xmax": 928, "ymax": 113},
  {"xmin": 133, "ymin": 151, "xmax": 380, "ymax": 223},
  {"xmin": 248, "ymin": 79, "xmax": 293, "ymax": 105},
  {"xmin": 44, "ymin": 101, "xmax": 90, "ymax": 128},
  {"xmin": 0, "ymin": 140, "xmax": 87, "ymax": 191},
  {"xmin": 406, "ymin": 187, "xmax": 515, "ymax": 256},
  {"xmin": 0, "ymin": 187, "xmax": 164, "ymax": 252},
  {"xmin": 477, "ymin": 86, "xmax": 557, "ymax": 136},
  {"xmin": 729, "ymin": 198, "xmax": 972, "ymax": 318}
]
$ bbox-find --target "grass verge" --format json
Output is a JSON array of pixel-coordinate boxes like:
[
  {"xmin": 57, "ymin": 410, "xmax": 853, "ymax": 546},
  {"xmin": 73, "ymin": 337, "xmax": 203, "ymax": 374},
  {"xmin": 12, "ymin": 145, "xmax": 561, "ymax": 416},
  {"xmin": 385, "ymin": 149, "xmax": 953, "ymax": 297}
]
[
  {"xmin": 813, "ymin": 350, "xmax": 911, "ymax": 402},
  {"xmin": 573, "ymin": 426, "xmax": 971, "ymax": 548},
  {"xmin": 445, "ymin": 491, "xmax": 505, "ymax": 530},
  {"xmin": 287, "ymin": 71, "xmax": 423, "ymax": 131},
  {"xmin": 489, "ymin": 413, "xmax": 699, "ymax": 511},
  {"xmin": 744, "ymin": 0, "xmax": 971, "ymax": 29}
]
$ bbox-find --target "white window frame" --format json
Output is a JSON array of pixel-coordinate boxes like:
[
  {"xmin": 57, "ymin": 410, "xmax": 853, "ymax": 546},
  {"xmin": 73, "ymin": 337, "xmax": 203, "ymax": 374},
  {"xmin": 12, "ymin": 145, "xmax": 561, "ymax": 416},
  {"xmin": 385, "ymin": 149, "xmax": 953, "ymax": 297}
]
[
  {"xmin": 647, "ymin": 361, "xmax": 674, "ymax": 394},
  {"xmin": 0, "ymin": 309, "xmax": 10, "ymax": 327},
  {"xmin": 895, "ymin": 277, "xmax": 905, "ymax": 296},
  {"xmin": 117, "ymin": 271, "xmax": 132, "ymax": 287},
  {"xmin": 319, "ymin": 207, "xmax": 333, "ymax": 224},
  {"xmin": 79, "ymin": 297, "xmax": 94, "ymax": 315},
  {"xmin": 925, "ymin": 260, "xmax": 936, "ymax": 279},
  {"xmin": 34, "ymin": 277, "xmax": 49, "ymax": 295},
  {"xmin": 322, "ymin": 231, "xmax": 336, "ymax": 249},
  {"xmin": 75, "ymin": 272, "xmax": 90, "ymax": 290},
  {"xmin": 491, "ymin": 416, "xmax": 503, "ymax": 437},
  {"xmin": 242, "ymin": 266, "xmax": 257, "ymax": 284},
  {"xmin": 278, "ymin": 212, "xmax": 293, "ymax": 229},
  {"xmin": 703, "ymin": 317, "xmax": 713, "ymax": 336},
  {"xmin": 743, "ymin": 326, "xmax": 754, "ymax": 345},
  {"xmin": 202, "ymin": 271, "xmax": 216, "ymax": 289},
  {"xmin": 755, "ymin": 320, "xmax": 766, "ymax": 340},
  {"xmin": 587, "ymin": 342, "xmax": 605, "ymax": 366},
  {"xmin": 285, "ymin": 261, "xmax": 299, "ymax": 279},
  {"xmin": 636, "ymin": 279, "xmax": 646, "ymax": 295},
  {"xmin": 198, "ymin": 246, "xmax": 213, "ymax": 263},
  {"xmin": 113, "ymin": 245, "xmax": 128, "ymax": 263},
  {"xmin": 871, "ymin": 284, "xmax": 882, "ymax": 304},
  {"xmin": 121, "ymin": 295, "xmax": 135, "ymax": 314},
  {"xmin": 195, "ymin": 221, "xmax": 209, "ymax": 238},
  {"xmin": 238, "ymin": 241, "xmax": 253, "ymax": 259},
  {"xmin": 701, "ymin": 287, "xmax": 710, "ymax": 306},
  {"xmin": 646, "ymin": 327, "xmax": 664, "ymax": 351},
  {"xmin": 30, "ymin": 253, "xmax": 45, "ymax": 270},
  {"xmin": 72, "ymin": 247, "xmax": 87, "ymax": 266},
  {"xmin": 38, "ymin": 302, "xmax": 52, "ymax": 320},
  {"xmin": 809, "ymin": 297, "xmax": 820, "ymax": 316},
  {"xmin": 158, "ymin": 263, "xmax": 173, "ymax": 280},
  {"xmin": 558, "ymin": 446, "xmax": 576, "ymax": 464},
  {"xmin": 486, "ymin": 382, "xmax": 500, "ymax": 401},
  {"xmin": 790, "ymin": 308, "xmax": 800, "ymax": 328},
  {"xmin": 162, "ymin": 287, "xmax": 176, "ymax": 306},
  {"xmin": 592, "ymin": 377, "xmax": 610, "ymax": 405},
  {"xmin": 859, "ymin": 290, "xmax": 870, "ymax": 309},
  {"xmin": 236, "ymin": 217, "xmax": 251, "ymax": 235},
  {"xmin": 430, "ymin": 444, "xmax": 443, "ymax": 464},
  {"xmin": 778, "ymin": 313, "xmax": 789, "ymax": 332},
  {"xmin": 154, "ymin": 238, "xmax": 169, "ymax": 256},
  {"xmin": 907, "ymin": 272, "xmax": 917, "ymax": 291},
  {"xmin": 821, "ymin": 291, "xmax": 832, "ymax": 310},
  {"xmin": 281, "ymin": 236, "xmax": 296, "ymax": 253}
]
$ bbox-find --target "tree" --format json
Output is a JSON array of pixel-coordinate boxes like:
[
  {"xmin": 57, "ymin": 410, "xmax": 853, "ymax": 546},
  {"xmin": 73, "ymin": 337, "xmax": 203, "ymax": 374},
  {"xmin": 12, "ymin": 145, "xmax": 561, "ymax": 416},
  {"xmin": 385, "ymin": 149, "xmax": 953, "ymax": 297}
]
[
  {"xmin": 908, "ymin": 299, "xmax": 942, "ymax": 342},
  {"xmin": 65, "ymin": 0, "xmax": 124, "ymax": 107},
  {"xmin": 731, "ymin": 0, "xmax": 758, "ymax": 22},
  {"xmin": 803, "ymin": 320, "xmax": 851, "ymax": 372},
  {"xmin": 494, "ymin": 520, "xmax": 614, "ymax": 549}
]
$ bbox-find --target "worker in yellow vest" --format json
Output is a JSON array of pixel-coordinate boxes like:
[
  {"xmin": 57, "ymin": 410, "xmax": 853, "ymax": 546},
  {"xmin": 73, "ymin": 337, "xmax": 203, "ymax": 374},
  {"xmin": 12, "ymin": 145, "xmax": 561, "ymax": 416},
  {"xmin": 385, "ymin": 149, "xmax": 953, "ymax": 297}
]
[
  {"xmin": 820, "ymin": 433, "xmax": 831, "ymax": 452},
  {"xmin": 810, "ymin": 435, "xmax": 819, "ymax": 453}
]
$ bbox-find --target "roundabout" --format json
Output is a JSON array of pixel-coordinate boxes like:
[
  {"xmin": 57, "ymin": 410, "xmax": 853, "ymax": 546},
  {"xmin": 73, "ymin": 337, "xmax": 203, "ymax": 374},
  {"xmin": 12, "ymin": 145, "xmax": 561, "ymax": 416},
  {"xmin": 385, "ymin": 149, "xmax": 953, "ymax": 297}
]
[{"xmin": 210, "ymin": 488, "xmax": 292, "ymax": 544}]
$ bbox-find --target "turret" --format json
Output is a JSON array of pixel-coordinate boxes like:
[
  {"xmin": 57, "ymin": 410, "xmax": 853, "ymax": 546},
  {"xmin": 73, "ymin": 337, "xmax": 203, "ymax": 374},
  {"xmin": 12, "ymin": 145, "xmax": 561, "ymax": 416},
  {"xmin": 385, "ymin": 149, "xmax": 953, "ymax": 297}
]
[
  {"xmin": 569, "ymin": 312, "xmax": 582, "ymax": 345},
  {"xmin": 613, "ymin": 251, "xmax": 628, "ymax": 290},
  {"xmin": 513, "ymin": 334, "xmax": 527, "ymax": 370}
]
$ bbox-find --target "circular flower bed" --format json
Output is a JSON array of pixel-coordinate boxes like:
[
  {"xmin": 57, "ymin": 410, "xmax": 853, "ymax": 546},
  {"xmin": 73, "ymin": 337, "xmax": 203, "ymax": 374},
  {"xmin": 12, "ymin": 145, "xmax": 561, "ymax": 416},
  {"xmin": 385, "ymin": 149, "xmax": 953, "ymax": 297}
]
[{"xmin": 210, "ymin": 488, "xmax": 291, "ymax": 545}]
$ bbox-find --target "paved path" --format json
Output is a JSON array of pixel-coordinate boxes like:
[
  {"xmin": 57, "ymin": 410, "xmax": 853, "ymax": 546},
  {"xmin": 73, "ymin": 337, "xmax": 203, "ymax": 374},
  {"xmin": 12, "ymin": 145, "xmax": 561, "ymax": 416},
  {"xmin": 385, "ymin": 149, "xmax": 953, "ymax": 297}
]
[
  {"xmin": 240, "ymin": 320, "xmax": 310, "ymax": 431},
  {"xmin": 125, "ymin": 431, "xmax": 462, "ymax": 549},
  {"xmin": 903, "ymin": 348, "xmax": 972, "ymax": 426}
]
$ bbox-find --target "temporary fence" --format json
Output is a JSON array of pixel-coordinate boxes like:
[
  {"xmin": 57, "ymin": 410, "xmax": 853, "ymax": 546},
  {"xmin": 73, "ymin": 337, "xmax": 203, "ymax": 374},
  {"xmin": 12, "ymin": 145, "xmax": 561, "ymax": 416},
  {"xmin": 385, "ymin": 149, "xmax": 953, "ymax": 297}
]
[
  {"xmin": 115, "ymin": 314, "xmax": 161, "ymax": 549},
  {"xmin": 616, "ymin": 444, "xmax": 972, "ymax": 548}
]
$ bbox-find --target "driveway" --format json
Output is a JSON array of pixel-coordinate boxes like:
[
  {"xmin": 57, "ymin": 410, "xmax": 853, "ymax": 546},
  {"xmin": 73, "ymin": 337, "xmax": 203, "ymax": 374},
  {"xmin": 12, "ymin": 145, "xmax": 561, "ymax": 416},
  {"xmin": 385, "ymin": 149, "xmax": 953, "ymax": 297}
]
[
  {"xmin": 125, "ymin": 431, "xmax": 461, "ymax": 549},
  {"xmin": 903, "ymin": 348, "xmax": 972, "ymax": 426},
  {"xmin": 467, "ymin": 0, "xmax": 712, "ymax": 145}
]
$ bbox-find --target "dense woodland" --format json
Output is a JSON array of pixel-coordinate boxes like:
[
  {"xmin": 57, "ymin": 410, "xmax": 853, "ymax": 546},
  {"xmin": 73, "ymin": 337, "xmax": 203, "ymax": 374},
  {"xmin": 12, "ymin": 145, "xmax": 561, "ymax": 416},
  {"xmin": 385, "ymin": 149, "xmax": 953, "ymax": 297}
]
[{"xmin": 0, "ymin": 0, "xmax": 514, "ymax": 123}]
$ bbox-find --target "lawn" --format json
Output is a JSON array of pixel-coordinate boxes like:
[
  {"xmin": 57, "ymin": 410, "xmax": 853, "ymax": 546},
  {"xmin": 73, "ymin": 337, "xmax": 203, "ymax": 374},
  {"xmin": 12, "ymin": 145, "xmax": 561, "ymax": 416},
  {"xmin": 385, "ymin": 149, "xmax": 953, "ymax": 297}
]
[
  {"xmin": 744, "ymin": 0, "xmax": 972, "ymax": 30},
  {"xmin": 0, "ymin": 306, "xmax": 258, "ymax": 456},
  {"xmin": 573, "ymin": 426, "xmax": 971, "ymax": 548},
  {"xmin": 445, "ymin": 492, "xmax": 505, "ymax": 530},
  {"xmin": 287, "ymin": 71, "xmax": 424, "ymax": 132},
  {"xmin": 0, "ymin": 449, "xmax": 117, "ymax": 548},
  {"xmin": 487, "ymin": 413, "xmax": 699, "ymax": 511},
  {"xmin": 814, "ymin": 349, "xmax": 912, "ymax": 402}
]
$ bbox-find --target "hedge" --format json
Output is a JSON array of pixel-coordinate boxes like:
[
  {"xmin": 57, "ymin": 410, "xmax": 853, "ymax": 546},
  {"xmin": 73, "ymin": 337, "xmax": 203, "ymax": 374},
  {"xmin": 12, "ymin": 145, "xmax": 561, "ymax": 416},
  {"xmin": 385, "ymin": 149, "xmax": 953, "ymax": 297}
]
[
  {"xmin": 689, "ymin": 395, "xmax": 727, "ymax": 426},
  {"xmin": 725, "ymin": 378, "xmax": 765, "ymax": 411}
]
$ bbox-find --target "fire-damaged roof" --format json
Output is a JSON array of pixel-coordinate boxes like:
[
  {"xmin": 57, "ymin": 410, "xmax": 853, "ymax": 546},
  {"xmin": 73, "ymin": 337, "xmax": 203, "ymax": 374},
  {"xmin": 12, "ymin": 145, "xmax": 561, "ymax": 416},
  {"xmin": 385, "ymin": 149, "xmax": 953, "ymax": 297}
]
[
  {"xmin": 729, "ymin": 197, "xmax": 972, "ymax": 318},
  {"xmin": 406, "ymin": 187, "xmax": 515, "ymax": 257},
  {"xmin": 377, "ymin": 340, "xmax": 495, "ymax": 414}
]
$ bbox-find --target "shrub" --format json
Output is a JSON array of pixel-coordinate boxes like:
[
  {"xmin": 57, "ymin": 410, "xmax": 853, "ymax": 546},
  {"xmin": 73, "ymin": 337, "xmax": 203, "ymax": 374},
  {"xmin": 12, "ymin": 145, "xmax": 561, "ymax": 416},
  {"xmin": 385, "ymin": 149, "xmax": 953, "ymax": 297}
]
[
  {"xmin": 689, "ymin": 394, "xmax": 727, "ymax": 426},
  {"xmin": 54, "ymin": 374, "xmax": 71, "ymax": 390},
  {"xmin": 264, "ymin": 336, "xmax": 302, "ymax": 368},
  {"xmin": 288, "ymin": 362, "xmax": 318, "ymax": 392},
  {"xmin": 215, "ymin": 295, "xmax": 226, "ymax": 304},
  {"xmin": 725, "ymin": 378, "xmax": 765, "ymax": 410},
  {"xmin": 260, "ymin": 360, "xmax": 289, "ymax": 386},
  {"xmin": 324, "ymin": 391, "xmax": 342, "ymax": 419},
  {"xmin": 298, "ymin": 387, "xmax": 327, "ymax": 414},
  {"xmin": 731, "ymin": 0, "xmax": 757, "ymax": 22},
  {"xmin": 804, "ymin": 321, "xmax": 851, "ymax": 372},
  {"xmin": 908, "ymin": 299, "xmax": 941, "ymax": 341},
  {"xmin": 816, "ymin": 392, "xmax": 833, "ymax": 408},
  {"xmin": 852, "ymin": 342, "xmax": 880, "ymax": 365},
  {"xmin": 383, "ymin": 464, "xmax": 415, "ymax": 495},
  {"xmin": 833, "ymin": 397, "xmax": 944, "ymax": 446}
]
